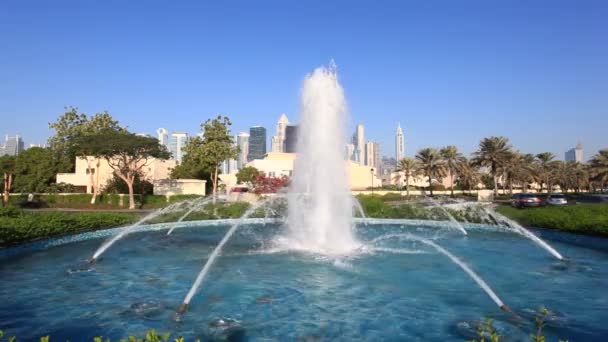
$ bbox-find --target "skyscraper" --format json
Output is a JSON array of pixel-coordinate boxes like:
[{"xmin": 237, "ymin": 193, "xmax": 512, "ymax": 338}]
[
  {"xmin": 168, "ymin": 132, "xmax": 188, "ymax": 163},
  {"xmin": 157, "ymin": 128, "xmax": 169, "ymax": 147},
  {"xmin": 284, "ymin": 125, "xmax": 299, "ymax": 153},
  {"xmin": 365, "ymin": 141, "xmax": 381, "ymax": 175},
  {"xmin": 236, "ymin": 132, "xmax": 250, "ymax": 169},
  {"xmin": 354, "ymin": 124, "xmax": 365, "ymax": 165},
  {"xmin": 271, "ymin": 113, "xmax": 289, "ymax": 152},
  {"xmin": 565, "ymin": 142, "xmax": 584, "ymax": 163},
  {"xmin": 248, "ymin": 126, "xmax": 267, "ymax": 161},
  {"xmin": 395, "ymin": 123, "xmax": 405, "ymax": 161},
  {"xmin": 1, "ymin": 135, "xmax": 24, "ymax": 156},
  {"xmin": 345, "ymin": 143, "xmax": 355, "ymax": 160}
]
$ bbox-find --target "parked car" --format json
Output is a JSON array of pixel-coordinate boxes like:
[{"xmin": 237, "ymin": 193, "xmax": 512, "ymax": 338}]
[
  {"xmin": 511, "ymin": 193, "xmax": 544, "ymax": 208},
  {"xmin": 546, "ymin": 193, "xmax": 568, "ymax": 206}
]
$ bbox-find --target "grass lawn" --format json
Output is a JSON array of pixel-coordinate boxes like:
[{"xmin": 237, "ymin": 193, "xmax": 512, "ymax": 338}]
[{"xmin": 495, "ymin": 204, "xmax": 608, "ymax": 237}]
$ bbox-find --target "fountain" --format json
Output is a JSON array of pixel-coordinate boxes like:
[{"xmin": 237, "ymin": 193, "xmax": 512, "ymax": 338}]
[
  {"xmin": 3, "ymin": 63, "xmax": 603, "ymax": 342},
  {"xmin": 282, "ymin": 62, "xmax": 360, "ymax": 254}
]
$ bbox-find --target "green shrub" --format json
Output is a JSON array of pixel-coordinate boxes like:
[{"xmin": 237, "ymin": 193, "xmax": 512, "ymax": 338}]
[
  {"xmin": 141, "ymin": 195, "xmax": 169, "ymax": 209},
  {"xmin": 0, "ymin": 211, "xmax": 138, "ymax": 246}
]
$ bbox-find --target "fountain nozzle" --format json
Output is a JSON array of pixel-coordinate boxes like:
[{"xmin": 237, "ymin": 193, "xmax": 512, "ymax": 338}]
[
  {"xmin": 177, "ymin": 303, "xmax": 188, "ymax": 315},
  {"xmin": 88, "ymin": 257, "xmax": 97, "ymax": 264}
]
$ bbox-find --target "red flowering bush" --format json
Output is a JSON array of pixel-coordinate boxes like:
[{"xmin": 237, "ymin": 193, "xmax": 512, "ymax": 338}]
[{"xmin": 252, "ymin": 174, "xmax": 290, "ymax": 194}]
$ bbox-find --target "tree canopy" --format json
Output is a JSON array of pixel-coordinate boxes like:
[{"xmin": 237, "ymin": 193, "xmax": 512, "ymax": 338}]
[
  {"xmin": 72, "ymin": 130, "xmax": 170, "ymax": 209},
  {"xmin": 172, "ymin": 116, "xmax": 238, "ymax": 197},
  {"xmin": 48, "ymin": 107, "xmax": 125, "ymax": 172}
]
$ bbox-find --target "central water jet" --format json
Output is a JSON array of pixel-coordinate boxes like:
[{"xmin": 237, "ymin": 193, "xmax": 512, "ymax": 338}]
[{"xmin": 282, "ymin": 62, "xmax": 359, "ymax": 254}]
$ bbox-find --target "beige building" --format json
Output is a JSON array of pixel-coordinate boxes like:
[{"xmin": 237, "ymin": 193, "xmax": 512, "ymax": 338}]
[
  {"xmin": 221, "ymin": 152, "xmax": 382, "ymax": 190},
  {"xmin": 57, "ymin": 156, "xmax": 177, "ymax": 193}
]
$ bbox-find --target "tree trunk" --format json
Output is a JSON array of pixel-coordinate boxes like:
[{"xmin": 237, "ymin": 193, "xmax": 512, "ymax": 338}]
[
  {"xmin": 450, "ymin": 173, "xmax": 454, "ymax": 197},
  {"xmin": 406, "ymin": 178, "xmax": 410, "ymax": 199},
  {"xmin": 92, "ymin": 158, "xmax": 100, "ymax": 204},
  {"xmin": 127, "ymin": 178, "xmax": 135, "ymax": 209},
  {"xmin": 428, "ymin": 174, "xmax": 433, "ymax": 197},
  {"xmin": 213, "ymin": 164, "xmax": 219, "ymax": 201},
  {"xmin": 87, "ymin": 158, "xmax": 97, "ymax": 205},
  {"xmin": 3, "ymin": 172, "xmax": 8, "ymax": 204}
]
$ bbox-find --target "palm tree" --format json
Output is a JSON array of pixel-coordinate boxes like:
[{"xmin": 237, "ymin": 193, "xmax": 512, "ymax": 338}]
[
  {"xmin": 456, "ymin": 157, "xmax": 481, "ymax": 195},
  {"xmin": 501, "ymin": 152, "xmax": 522, "ymax": 194},
  {"xmin": 440, "ymin": 145, "xmax": 464, "ymax": 197},
  {"xmin": 472, "ymin": 136, "xmax": 512, "ymax": 196},
  {"xmin": 519, "ymin": 153, "xmax": 536, "ymax": 192},
  {"xmin": 553, "ymin": 161, "xmax": 576, "ymax": 192},
  {"xmin": 415, "ymin": 148, "xmax": 446, "ymax": 197},
  {"xmin": 395, "ymin": 157, "xmax": 421, "ymax": 199},
  {"xmin": 589, "ymin": 149, "xmax": 608, "ymax": 192},
  {"xmin": 535, "ymin": 152, "xmax": 557, "ymax": 193}
]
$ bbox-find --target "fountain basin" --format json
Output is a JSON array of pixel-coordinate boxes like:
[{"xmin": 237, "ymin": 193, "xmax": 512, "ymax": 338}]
[{"xmin": 0, "ymin": 222, "xmax": 607, "ymax": 340}]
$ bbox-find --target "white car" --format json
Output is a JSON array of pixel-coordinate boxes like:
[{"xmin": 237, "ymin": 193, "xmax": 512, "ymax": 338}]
[{"xmin": 546, "ymin": 194, "xmax": 568, "ymax": 206}]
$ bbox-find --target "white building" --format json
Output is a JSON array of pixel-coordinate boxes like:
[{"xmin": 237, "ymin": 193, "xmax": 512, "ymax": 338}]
[
  {"xmin": 271, "ymin": 113, "xmax": 289, "ymax": 153},
  {"xmin": 1, "ymin": 135, "xmax": 25, "ymax": 156},
  {"xmin": 236, "ymin": 132, "xmax": 250, "ymax": 169},
  {"xmin": 345, "ymin": 143, "xmax": 355, "ymax": 160},
  {"xmin": 157, "ymin": 128, "xmax": 169, "ymax": 147},
  {"xmin": 168, "ymin": 132, "xmax": 188, "ymax": 163},
  {"xmin": 565, "ymin": 142, "xmax": 584, "ymax": 163},
  {"xmin": 395, "ymin": 123, "xmax": 405, "ymax": 161},
  {"xmin": 365, "ymin": 141, "xmax": 381, "ymax": 175},
  {"xmin": 354, "ymin": 124, "xmax": 365, "ymax": 165}
]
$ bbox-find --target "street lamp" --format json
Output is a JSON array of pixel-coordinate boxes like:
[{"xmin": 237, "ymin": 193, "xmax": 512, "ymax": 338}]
[{"xmin": 370, "ymin": 168, "xmax": 375, "ymax": 195}]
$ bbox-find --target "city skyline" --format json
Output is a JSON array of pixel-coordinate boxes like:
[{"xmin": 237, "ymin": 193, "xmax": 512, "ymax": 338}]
[{"xmin": 2, "ymin": 1, "xmax": 606, "ymax": 159}]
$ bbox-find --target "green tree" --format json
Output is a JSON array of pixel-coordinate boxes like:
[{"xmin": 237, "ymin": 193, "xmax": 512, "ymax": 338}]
[
  {"xmin": 456, "ymin": 157, "xmax": 481, "ymax": 194},
  {"xmin": 440, "ymin": 145, "xmax": 463, "ymax": 197},
  {"xmin": 589, "ymin": 149, "xmax": 608, "ymax": 192},
  {"xmin": 0, "ymin": 155, "xmax": 16, "ymax": 204},
  {"xmin": 76, "ymin": 130, "xmax": 170, "ymax": 209},
  {"xmin": 395, "ymin": 157, "xmax": 420, "ymax": 198},
  {"xmin": 236, "ymin": 166, "xmax": 261, "ymax": 186},
  {"xmin": 472, "ymin": 136, "xmax": 512, "ymax": 196},
  {"xmin": 176, "ymin": 116, "xmax": 238, "ymax": 198},
  {"xmin": 170, "ymin": 136, "xmax": 212, "ymax": 190},
  {"xmin": 48, "ymin": 107, "xmax": 124, "ymax": 173},
  {"xmin": 12, "ymin": 147, "xmax": 58, "ymax": 193},
  {"xmin": 415, "ymin": 148, "xmax": 446, "ymax": 197}
]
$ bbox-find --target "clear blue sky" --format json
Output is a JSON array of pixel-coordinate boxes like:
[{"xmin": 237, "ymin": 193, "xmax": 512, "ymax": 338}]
[{"xmin": 1, "ymin": 0, "xmax": 607, "ymax": 160}]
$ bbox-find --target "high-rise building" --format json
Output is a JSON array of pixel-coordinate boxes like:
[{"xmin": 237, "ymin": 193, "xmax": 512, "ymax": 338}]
[
  {"xmin": 236, "ymin": 132, "xmax": 250, "ymax": 169},
  {"xmin": 365, "ymin": 141, "xmax": 381, "ymax": 175},
  {"xmin": 1, "ymin": 135, "xmax": 25, "ymax": 156},
  {"xmin": 354, "ymin": 124, "xmax": 365, "ymax": 165},
  {"xmin": 221, "ymin": 158, "xmax": 238, "ymax": 175},
  {"xmin": 395, "ymin": 123, "xmax": 405, "ymax": 161},
  {"xmin": 248, "ymin": 126, "xmax": 267, "ymax": 161},
  {"xmin": 565, "ymin": 142, "xmax": 584, "ymax": 163},
  {"xmin": 284, "ymin": 125, "xmax": 298, "ymax": 153},
  {"xmin": 345, "ymin": 143, "xmax": 355, "ymax": 160},
  {"xmin": 168, "ymin": 132, "xmax": 188, "ymax": 163},
  {"xmin": 271, "ymin": 114, "xmax": 289, "ymax": 152},
  {"xmin": 157, "ymin": 128, "xmax": 169, "ymax": 147}
]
